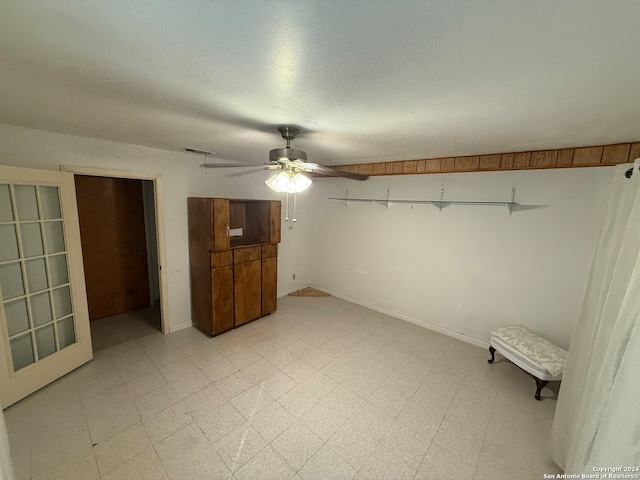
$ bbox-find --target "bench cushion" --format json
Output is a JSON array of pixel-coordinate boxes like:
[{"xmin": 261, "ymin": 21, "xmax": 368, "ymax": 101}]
[
  {"xmin": 491, "ymin": 325, "xmax": 568, "ymax": 376},
  {"xmin": 490, "ymin": 336, "xmax": 562, "ymax": 381}
]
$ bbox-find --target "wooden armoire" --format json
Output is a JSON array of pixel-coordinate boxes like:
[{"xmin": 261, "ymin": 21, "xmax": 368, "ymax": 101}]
[{"xmin": 187, "ymin": 197, "xmax": 281, "ymax": 336}]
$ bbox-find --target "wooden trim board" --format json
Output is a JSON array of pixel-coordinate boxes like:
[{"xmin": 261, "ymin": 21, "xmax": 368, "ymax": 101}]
[{"xmin": 334, "ymin": 141, "xmax": 640, "ymax": 177}]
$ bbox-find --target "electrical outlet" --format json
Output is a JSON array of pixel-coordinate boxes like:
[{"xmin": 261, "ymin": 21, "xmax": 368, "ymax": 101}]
[{"xmin": 292, "ymin": 273, "xmax": 296, "ymax": 280}]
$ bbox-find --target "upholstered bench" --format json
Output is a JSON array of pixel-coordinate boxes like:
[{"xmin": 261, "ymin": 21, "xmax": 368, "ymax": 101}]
[{"xmin": 487, "ymin": 325, "xmax": 567, "ymax": 400}]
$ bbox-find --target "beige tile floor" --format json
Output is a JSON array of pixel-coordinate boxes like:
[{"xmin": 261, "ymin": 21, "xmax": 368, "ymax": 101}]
[{"xmin": 4, "ymin": 296, "xmax": 564, "ymax": 480}]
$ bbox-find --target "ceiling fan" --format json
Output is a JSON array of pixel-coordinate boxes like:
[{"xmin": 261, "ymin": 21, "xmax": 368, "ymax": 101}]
[
  {"xmin": 197, "ymin": 126, "xmax": 369, "ymax": 182},
  {"xmin": 194, "ymin": 126, "xmax": 369, "ymax": 221},
  {"xmin": 264, "ymin": 126, "xmax": 369, "ymax": 182}
]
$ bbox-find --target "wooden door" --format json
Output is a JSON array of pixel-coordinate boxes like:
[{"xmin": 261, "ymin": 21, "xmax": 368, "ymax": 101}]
[
  {"xmin": 211, "ymin": 265, "xmax": 234, "ymax": 335},
  {"xmin": 234, "ymin": 260, "xmax": 261, "ymax": 326},
  {"xmin": 269, "ymin": 201, "xmax": 281, "ymax": 244},
  {"xmin": 74, "ymin": 176, "xmax": 150, "ymax": 319},
  {"xmin": 262, "ymin": 256, "xmax": 277, "ymax": 315},
  {"xmin": 210, "ymin": 248, "xmax": 233, "ymax": 336},
  {"xmin": 261, "ymin": 244, "xmax": 277, "ymax": 315},
  {"xmin": 212, "ymin": 198, "xmax": 230, "ymax": 251},
  {"xmin": 0, "ymin": 166, "xmax": 92, "ymax": 407}
]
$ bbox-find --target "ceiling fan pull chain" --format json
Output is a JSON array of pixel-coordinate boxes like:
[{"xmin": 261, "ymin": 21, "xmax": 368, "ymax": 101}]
[
  {"xmin": 293, "ymin": 191, "xmax": 297, "ymax": 223},
  {"xmin": 285, "ymin": 191, "xmax": 290, "ymax": 222}
]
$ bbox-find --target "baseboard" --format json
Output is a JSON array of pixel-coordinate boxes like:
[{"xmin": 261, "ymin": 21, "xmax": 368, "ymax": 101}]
[
  {"xmin": 169, "ymin": 319, "xmax": 193, "ymax": 333},
  {"xmin": 309, "ymin": 284, "xmax": 490, "ymax": 350}
]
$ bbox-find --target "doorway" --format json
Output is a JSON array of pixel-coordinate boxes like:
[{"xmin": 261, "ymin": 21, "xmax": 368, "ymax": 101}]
[
  {"xmin": 61, "ymin": 166, "xmax": 169, "ymax": 338},
  {"xmin": 75, "ymin": 175, "xmax": 153, "ymax": 319}
]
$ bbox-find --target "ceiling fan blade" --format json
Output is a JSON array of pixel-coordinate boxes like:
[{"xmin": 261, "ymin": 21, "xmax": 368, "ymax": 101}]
[
  {"xmin": 301, "ymin": 162, "xmax": 369, "ymax": 181},
  {"xmin": 225, "ymin": 167, "xmax": 269, "ymax": 177},
  {"xmin": 291, "ymin": 160, "xmax": 320, "ymax": 170},
  {"xmin": 200, "ymin": 163, "xmax": 258, "ymax": 168}
]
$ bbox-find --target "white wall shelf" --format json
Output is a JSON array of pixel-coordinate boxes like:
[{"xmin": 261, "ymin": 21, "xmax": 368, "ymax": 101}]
[{"xmin": 329, "ymin": 187, "xmax": 546, "ymax": 214}]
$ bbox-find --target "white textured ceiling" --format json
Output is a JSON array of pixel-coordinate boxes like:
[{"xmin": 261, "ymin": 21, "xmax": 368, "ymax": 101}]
[{"xmin": 1, "ymin": 1, "xmax": 639, "ymax": 167}]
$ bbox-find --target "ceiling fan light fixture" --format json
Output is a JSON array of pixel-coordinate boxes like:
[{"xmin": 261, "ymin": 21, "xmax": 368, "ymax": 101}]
[
  {"xmin": 265, "ymin": 170, "xmax": 312, "ymax": 193},
  {"xmin": 292, "ymin": 172, "xmax": 311, "ymax": 192},
  {"xmin": 265, "ymin": 171, "xmax": 291, "ymax": 192}
]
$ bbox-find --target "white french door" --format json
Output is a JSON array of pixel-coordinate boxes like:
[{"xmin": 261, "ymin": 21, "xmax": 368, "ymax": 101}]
[{"xmin": 0, "ymin": 166, "xmax": 92, "ymax": 408}]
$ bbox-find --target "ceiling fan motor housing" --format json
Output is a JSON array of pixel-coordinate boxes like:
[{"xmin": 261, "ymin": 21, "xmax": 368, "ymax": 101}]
[{"xmin": 269, "ymin": 147, "xmax": 308, "ymax": 163}]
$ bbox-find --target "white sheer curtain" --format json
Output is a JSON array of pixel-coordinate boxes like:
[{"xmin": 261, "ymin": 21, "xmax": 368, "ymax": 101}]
[
  {"xmin": 0, "ymin": 409, "xmax": 14, "ymax": 480},
  {"xmin": 550, "ymin": 160, "xmax": 640, "ymax": 473}
]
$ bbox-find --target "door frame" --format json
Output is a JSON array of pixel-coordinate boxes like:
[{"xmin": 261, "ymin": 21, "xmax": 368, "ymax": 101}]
[{"xmin": 60, "ymin": 165, "xmax": 169, "ymax": 334}]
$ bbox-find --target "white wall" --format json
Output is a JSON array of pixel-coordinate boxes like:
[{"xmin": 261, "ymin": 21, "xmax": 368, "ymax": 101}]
[
  {"xmin": 0, "ymin": 123, "xmax": 313, "ymax": 331},
  {"xmin": 309, "ymin": 167, "xmax": 613, "ymax": 349},
  {"xmin": 0, "ymin": 123, "xmax": 614, "ymax": 347}
]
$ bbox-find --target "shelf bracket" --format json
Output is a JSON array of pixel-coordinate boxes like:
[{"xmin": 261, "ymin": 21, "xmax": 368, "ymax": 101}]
[
  {"xmin": 431, "ymin": 187, "xmax": 448, "ymax": 211},
  {"xmin": 373, "ymin": 188, "xmax": 391, "ymax": 208},
  {"xmin": 508, "ymin": 187, "xmax": 516, "ymax": 215}
]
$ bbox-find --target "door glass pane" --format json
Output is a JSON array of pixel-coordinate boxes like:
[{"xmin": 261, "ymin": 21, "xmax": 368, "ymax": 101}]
[
  {"xmin": 25, "ymin": 258, "xmax": 48, "ymax": 293},
  {"xmin": 48, "ymin": 254, "xmax": 69, "ymax": 287},
  {"xmin": 0, "ymin": 184, "xmax": 13, "ymax": 221},
  {"xmin": 0, "ymin": 224, "xmax": 19, "ymax": 261},
  {"xmin": 10, "ymin": 333, "xmax": 35, "ymax": 371},
  {"xmin": 20, "ymin": 223, "xmax": 44, "ymax": 257},
  {"xmin": 52, "ymin": 286, "xmax": 72, "ymax": 319},
  {"xmin": 14, "ymin": 185, "xmax": 39, "ymax": 221},
  {"xmin": 0, "ymin": 262, "xmax": 25, "ymax": 299},
  {"xmin": 39, "ymin": 186, "xmax": 61, "ymax": 220},
  {"xmin": 30, "ymin": 292, "xmax": 52, "ymax": 327},
  {"xmin": 2, "ymin": 178, "xmax": 83, "ymax": 378},
  {"xmin": 44, "ymin": 221, "xmax": 65, "ymax": 253},
  {"xmin": 57, "ymin": 316, "xmax": 76, "ymax": 349},
  {"xmin": 5, "ymin": 298, "xmax": 29, "ymax": 336},
  {"xmin": 35, "ymin": 325, "xmax": 57, "ymax": 359}
]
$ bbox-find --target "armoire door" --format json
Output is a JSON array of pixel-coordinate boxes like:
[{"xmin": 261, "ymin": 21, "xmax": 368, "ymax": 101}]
[
  {"xmin": 261, "ymin": 244, "xmax": 278, "ymax": 316},
  {"xmin": 269, "ymin": 201, "xmax": 281, "ymax": 244},
  {"xmin": 233, "ymin": 247, "xmax": 262, "ymax": 327},
  {"xmin": 234, "ymin": 261, "xmax": 261, "ymax": 326},
  {"xmin": 0, "ymin": 166, "xmax": 92, "ymax": 408},
  {"xmin": 211, "ymin": 265, "xmax": 234, "ymax": 335}
]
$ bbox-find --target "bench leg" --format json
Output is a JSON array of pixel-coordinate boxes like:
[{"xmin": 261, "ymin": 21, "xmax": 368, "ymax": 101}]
[
  {"xmin": 534, "ymin": 378, "xmax": 548, "ymax": 400},
  {"xmin": 487, "ymin": 346, "xmax": 496, "ymax": 364}
]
